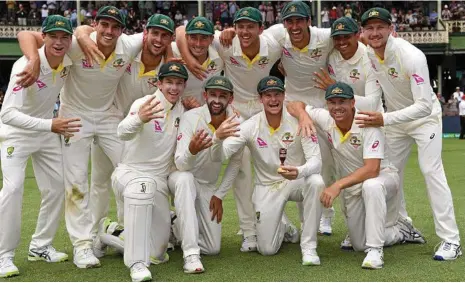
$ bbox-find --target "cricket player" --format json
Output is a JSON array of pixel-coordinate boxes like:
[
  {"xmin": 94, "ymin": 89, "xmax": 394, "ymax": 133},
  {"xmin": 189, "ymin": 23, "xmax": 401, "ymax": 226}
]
[
  {"xmin": 357, "ymin": 8, "xmax": 461, "ymax": 260},
  {"xmin": 169, "ymin": 76, "xmax": 244, "ymax": 273},
  {"xmin": 89, "ymin": 14, "xmax": 175, "ymax": 246},
  {"xmin": 288, "ymin": 82, "xmax": 426, "ymax": 269},
  {"xmin": 17, "ymin": 6, "xmax": 144, "ymax": 268},
  {"xmin": 0, "ymin": 16, "xmax": 80, "ymax": 277},
  {"xmin": 110, "ymin": 62, "xmax": 187, "ymax": 281},
  {"xmin": 176, "ymin": 7, "xmax": 283, "ymax": 251},
  {"xmin": 215, "ymin": 76, "xmax": 325, "ymax": 265},
  {"xmin": 171, "ymin": 16, "xmax": 224, "ymax": 107}
]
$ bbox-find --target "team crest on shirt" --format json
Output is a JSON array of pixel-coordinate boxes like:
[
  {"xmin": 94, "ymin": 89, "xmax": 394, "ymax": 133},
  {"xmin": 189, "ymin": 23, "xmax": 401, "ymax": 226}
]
[
  {"xmin": 256, "ymin": 137, "xmax": 268, "ymax": 148},
  {"xmin": 349, "ymin": 69, "xmax": 360, "ymax": 83},
  {"xmin": 388, "ymin": 68, "xmax": 398, "ymax": 79},
  {"xmin": 81, "ymin": 59, "xmax": 92, "ymax": 69},
  {"xmin": 328, "ymin": 64, "xmax": 335, "ymax": 76},
  {"xmin": 258, "ymin": 57, "xmax": 269, "ymax": 69},
  {"xmin": 282, "ymin": 47, "xmax": 292, "ymax": 58},
  {"xmin": 64, "ymin": 137, "xmax": 71, "ymax": 147},
  {"xmin": 147, "ymin": 77, "xmax": 158, "ymax": 88},
  {"xmin": 281, "ymin": 132, "xmax": 294, "ymax": 146},
  {"xmin": 310, "ymin": 48, "xmax": 322, "ymax": 60},
  {"xmin": 206, "ymin": 60, "xmax": 217, "ymax": 72},
  {"xmin": 349, "ymin": 135, "xmax": 362, "ymax": 149},
  {"xmin": 112, "ymin": 58, "xmax": 126, "ymax": 70},
  {"xmin": 60, "ymin": 67, "xmax": 69, "ymax": 78},
  {"xmin": 6, "ymin": 146, "xmax": 14, "ymax": 158},
  {"xmin": 125, "ymin": 63, "xmax": 132, "ymax": 74},
  {"xmin": 154, "ymin": 120, "xmax": 163, "ymax": 132},
  {"xmin": 229, "ymin": 57, "xmax": 240, "ymax": 66},
  {"xmin": 174, "ymin": 117, "xmax": 180, "ymax": 128}
]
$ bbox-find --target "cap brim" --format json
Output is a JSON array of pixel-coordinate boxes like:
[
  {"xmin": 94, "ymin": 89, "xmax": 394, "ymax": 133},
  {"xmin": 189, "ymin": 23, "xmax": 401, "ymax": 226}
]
[
  {"xmin": 96, "ymin": 15, "xmax": 125, "ymax": 27},
  {"xmin": 259, "ymin": 86, "xmax": 285, "ymax": 93},
  {"xmin": 325, "ymin": 94, "xmax": 354, "ymax": 100},
  {"xmin": 234, "ymin": 16, "xmax": 261, "ymax": 24},
  {"xmin": 146, "ymin": 24, "xmax": 174, "ymax": 34},
  {"xmin": 362, "ymin": 16, "xmax": 391, "ymax": 26},
  {"xmin": 186, "ymin": 29, "xmax": 213, "ymax": 35},
  {"xmin": 205, "ymin": 85, "xmax": 233, "ymax": 92},
  {"xmin": 43, "ymin": 27, "xmax": 73, "ymax": 34},
  {"xmin": 282, "ymin": 13, "xmax": 308, "ymax": 20},
  {"xmin": 159, "ymin": 72, "xmax": 188, "ymax": 80},
  {"xmin": 331, "ymin": 30, "xmax": 356, "ymax": 37}
]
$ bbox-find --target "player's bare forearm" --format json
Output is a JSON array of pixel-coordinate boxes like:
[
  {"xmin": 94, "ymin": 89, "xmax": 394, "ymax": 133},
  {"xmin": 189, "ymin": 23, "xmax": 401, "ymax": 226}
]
[
  {"xmin": 74, "ymin": 25, "xmax": 95, "ymax": 40},
  {"xmin": 333, "ymin": 159, "xmax": 381, "ymax": 191},
  {"xmin": 175, "ymin": 26, "xmax": 192, "ymax": 61},
  {"xmin": 286, "ymin": 101, "xmax": 307, "ymax": 120},
  {"xmin": 17, "ymin": 31, "xmax": 42, "ymax": 60}
]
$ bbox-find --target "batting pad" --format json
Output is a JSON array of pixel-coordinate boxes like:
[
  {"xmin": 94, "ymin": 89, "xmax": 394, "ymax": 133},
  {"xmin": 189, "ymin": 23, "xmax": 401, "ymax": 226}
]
[{"xmin": 123, "ymin": 177, "xmax": 156, "ymax": 268}]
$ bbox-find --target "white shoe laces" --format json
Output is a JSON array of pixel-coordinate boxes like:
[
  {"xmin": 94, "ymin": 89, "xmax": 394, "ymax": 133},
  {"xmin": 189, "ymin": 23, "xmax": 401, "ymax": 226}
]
[
  {"xmin": 185, "ymin": 255, "xmax": 200, "ymax": 264},
  {"xmin": 131, "ymin": 263, "xmax": 147, "ymax": 273},
  {"xmin": 77, "ymin": 248, "xmax": 93, "ymax": 259}
]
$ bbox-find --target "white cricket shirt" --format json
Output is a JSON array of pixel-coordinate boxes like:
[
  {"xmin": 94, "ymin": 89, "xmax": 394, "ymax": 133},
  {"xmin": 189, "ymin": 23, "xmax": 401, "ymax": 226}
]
[
  {"xmin": 0, "ymin": 47, "xmax": 72, "ymax": 138},
  {"xmin": 116, "ymin": 89, "xmax": 184, "ymax": 177}
]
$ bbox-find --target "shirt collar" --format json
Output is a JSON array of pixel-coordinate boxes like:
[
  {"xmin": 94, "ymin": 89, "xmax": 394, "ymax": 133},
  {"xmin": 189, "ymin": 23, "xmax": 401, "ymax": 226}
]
[
  {"xmin": 332, "ymin": 108, "xmax": 360, "ymax": 141},
  {"xmin": 232, "ymin": 34, "xmax": 268, "ymax": 57},
  {"xmin": 367, "ymin": 35, "xmax": 395, "ymax": 63},
  {"xmin": 39, "ymin": 46, "xmax": 72, "ymax": 75},
  {"xmin": 136, "ymin": 52, "xmax": 164, "ymax": 78},
  {"xmin": 335, "ymin": 41, "xmax": 366, "ymax": 65},
  {"xmin": 259, "ymin": 107, "xmax": 288, "ymax": 134},
  {"xmin": 90, "ymin": 31, "xmax": 124, "ymax": 55}
]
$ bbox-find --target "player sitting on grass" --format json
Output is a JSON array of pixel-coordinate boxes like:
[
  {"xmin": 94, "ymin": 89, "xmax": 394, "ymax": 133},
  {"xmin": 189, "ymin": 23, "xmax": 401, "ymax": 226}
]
[{"xmin": 288, "ymin": 82, "xmax": 426, "ymax": 269}]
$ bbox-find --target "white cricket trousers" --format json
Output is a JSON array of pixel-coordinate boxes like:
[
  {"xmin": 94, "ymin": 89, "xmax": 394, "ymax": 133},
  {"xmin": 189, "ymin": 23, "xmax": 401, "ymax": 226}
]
[
  {"xmin": 386, "ymin": 107, "xmax": 460, "ymax": 245},
  {"xmin": 59, "ymin": 105, "xmax": 124, "ymax": 250},
  {"xmin": 168, "ymin": 171, "xmax": 221, "ymax": 258},
  {"xmin": 254, "ymin": 175, "xmax": 325, "ymax": 255},
  {"xmin": 112, "ymin": 168, "xmax": 171, "ymax": 267},
  {"xmin": 0, "ymin": 133, "xmax": 65, "ymax": 259},
  {"xmin": 231, "ymin": 99, "xmax": 262, "ymax": 238},
  {"xmin": 341, "ymin": 168, "xmax": 401, "ymax": 251}
]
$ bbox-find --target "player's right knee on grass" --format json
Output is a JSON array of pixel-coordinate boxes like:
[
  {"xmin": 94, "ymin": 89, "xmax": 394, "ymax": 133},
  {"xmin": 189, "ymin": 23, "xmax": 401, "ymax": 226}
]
[{"xmin": 257, "ymin": 242, "xmax": 280, "ymax": 256}]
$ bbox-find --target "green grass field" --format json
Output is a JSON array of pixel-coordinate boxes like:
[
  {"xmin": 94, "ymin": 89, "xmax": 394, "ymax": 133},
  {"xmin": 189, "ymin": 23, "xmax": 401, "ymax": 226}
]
[{"xmin": 0, "ymin": 139, "xmax": 464, "ymax": 282}]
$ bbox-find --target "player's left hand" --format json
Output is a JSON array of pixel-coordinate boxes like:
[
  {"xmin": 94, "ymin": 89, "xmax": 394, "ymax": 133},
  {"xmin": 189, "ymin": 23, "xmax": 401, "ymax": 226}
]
[
  {"xmin": 79, "ymin": 35, "xmax": 105, "ymax": 66},
  {"xmin": 320, "ymin": 185, "xmax": 341, "ymax": 208},
  {"xmin": 220, "ymin": 28, "xmax": 235, "ymax": 47},
  {"xmin": 355, "ymin": 111, "xmax": 384, "ymax": 128},
  {"xmin": 16, "ymin": 57, "xmax": 40, "ymax": 87},
  {"xmin": 182, "ymin": 96, "xmax": 201, "ymax": 110},
  {"xmin": 278, "ymin": 166, "xmax": 299, "ymax": 180},
  {"xmin": 209, "ymin": 195, "xmax": 223, "ymax": 223},
  {"xmin": 166, "ymin": 57, "xmax": 185, "ymax": 65},
  {"xmin": 313, "ymin": 68, "xmax": 336, "ymax": 91}
]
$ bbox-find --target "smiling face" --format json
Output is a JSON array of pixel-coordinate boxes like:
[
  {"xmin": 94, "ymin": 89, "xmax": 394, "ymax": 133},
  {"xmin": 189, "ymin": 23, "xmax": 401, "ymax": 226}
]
[
  {"xmin": 259, "ymin": 90, "xmax": 285, "ymax": 116},
  {"xmin": 186, "ymin": 33, "xmax": 213, "ymax": 58},
  {"xmin": 95, "ymin": 18, "xmax": 123, "ymax": 49},
  {"xmin": 203, "ymin": 88, "xmax": 233, "ymax": 116},
  {"xmin": 43, "ymin": 31, "xmax": 72, "ymax": 58},
  {"xmin": 283, "ymin": 16, "xmax": 310, "ymax": 46},
  {"xmin": 326, "ymin": 97, "xmax": 355, "ymax": 124},
  {"xmin": 234, "ymin": 20, "xmax": 263, "ymax": 49},
  {"xmin": 157, "ymin": 76, "xmax": 186, "ymax": 104},
  {"xmin": 333, "ymin": 32, "xmax": 359, "ymax": 59},
  {"xmin": 362, "ymin": 19, "xmax": 393, "ymax": 51},
  {"xmin": 144, "ymin": 27, "xmax": 173, "ymax": 57}
]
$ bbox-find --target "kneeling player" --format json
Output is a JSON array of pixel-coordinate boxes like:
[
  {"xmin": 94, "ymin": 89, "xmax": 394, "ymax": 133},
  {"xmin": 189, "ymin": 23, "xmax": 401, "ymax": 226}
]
[
  {"xmin": 168, "ymin": 76, "xmax": 243, "ymax": 273},
  {"xmin": 214, "ymin": 76, "xmax": 325, "ymax": 265},
  {"xmin": 289, "ymin": 82, "xmax": 426, "ymax": 269}
]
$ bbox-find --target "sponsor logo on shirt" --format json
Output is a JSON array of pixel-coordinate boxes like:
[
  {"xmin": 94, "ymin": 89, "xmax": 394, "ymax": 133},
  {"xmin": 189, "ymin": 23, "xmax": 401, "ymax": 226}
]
[
  {"xmin": 12, "ymin": 85, "xmax": 23, "ymax": 92},
  {"xmin": 310, "ymin": 134, "xmax": 318, "ymax": 144},
  {"xmin": 310, "ymin": 48, "xmax": 322, "ymax": 60},
  {"xmin": 388, "ymin": 67, "xmax": 398, "ymax": 79},
  {"xmin": 370, "ymin": 59, "xmax": 377, "ymax": 71},
  {"xmin": 349, "ymin": 68, "xmax": 360, "ymax": 83},
  {"xmin": 328, "ymin": 64, "xmax": 335, "ymax": 76},
  {"xmin": 81, "ymin": 59, "xmax": 92, "ymax": 69},
  {"xmin": 350, "ymin": 135, "xmax": 362, "ymax": 149},
  {"xmin": 154, "ymin": 120, "xmax": 163, "ymax": 132},
  {"xmin": 177, "ymin": 133, "xmax": 182, "ymax": 141},
  {"xmin": 282, "ymin": 47, "xmax": 292, "ymax": 58},
  {"xmin": 112, "ymin": 58, "xmax": 126, "ymax": 70},
  {"xmin": 371, "ymin": 140, "xmax": 379, "ymax": 149},
  {"xmin": 412, "ymin": 74, "xmax": 424, "ymax": 85},
  {"xmin": 64, "ymin": 137, "xmax": 71, "ymax": 147},
  {"xmin": 125, "ymin": 63, "xmax": 132, "ymax": 74},
  {"xmin": 258, "ymin": 57, "xmax": 269, "ymax": 69},
  {"xmin": 327, "ymin": 132, "xmax": 333, "ymax": 145},
  {"xmin": 229, "ymin": 57, "xmax": 240, "ymax": 66},
  {"xmin": 36, "ymin": 80, "xmax": 47, "ymax": 90},
  {"xmin": 256, "ymin": 137, "xmax": 268, "ymax": 148}
]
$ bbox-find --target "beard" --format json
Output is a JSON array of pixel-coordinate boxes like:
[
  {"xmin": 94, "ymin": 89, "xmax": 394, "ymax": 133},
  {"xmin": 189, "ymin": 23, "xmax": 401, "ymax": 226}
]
[{"xmin": 207, "ymin": 101, "xmax": 227, "ymax": 116}]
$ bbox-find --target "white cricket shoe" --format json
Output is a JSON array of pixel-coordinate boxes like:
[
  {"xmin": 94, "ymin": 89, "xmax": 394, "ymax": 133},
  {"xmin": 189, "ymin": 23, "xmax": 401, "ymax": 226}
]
[
  {"xmin": 28, "ymin": 245, "xmax": 68, "ymax": 262},
  {"xmin": 0, "ymin": 257, "xmax": 19, "ymax": 278},
  {"xmin": 73, "ymin": 248, "xmax": 101, "ymax": 269},
  {"xmin": 130, "ymin": 262, "xmax": 152, "ymax": 282},
  {"xmin": 397, "ymin": 217, "xmax": 426, "ymax": 244},
  {"xmin": 318, "ymin": 216, "xmax": 332, "ymax": 236},
  {"xmin": 150, "ymin": 252, "xmax": 169, "ymax": 265},
  {"xmin": 433, "ymin": 241, "xmax": 462, "ymax": 261},
  {"xmin": 183, "ymin": 255, "xmax": 204, "ymax": 274},
  {"xmin": 93, "ymin": 217, "xmax": 112, "ymax": 258},
  {"xmin": 284, "ymin": 224, "xmax": 300, "ymax": 244},
  {"xmin": 340, "ymin": 234, "xmax": 354, "ymax": 251},
  {"xmin": 302, "ymin": 248, "xmax": 320, "ymax": 266},
  {"xmin": 240, "ymin": 235, "xmax": 258, "ymax": 252},
  {"xmin": 362, "ymin": 247, "xmax": 384, "ymax": 269}
]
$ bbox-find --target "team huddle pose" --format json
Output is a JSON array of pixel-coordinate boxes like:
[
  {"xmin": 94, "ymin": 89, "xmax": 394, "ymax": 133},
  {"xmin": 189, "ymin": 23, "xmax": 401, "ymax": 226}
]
[{"xmin": 0, "ymin": 2, "xmax": 461, "ymax": 282}]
